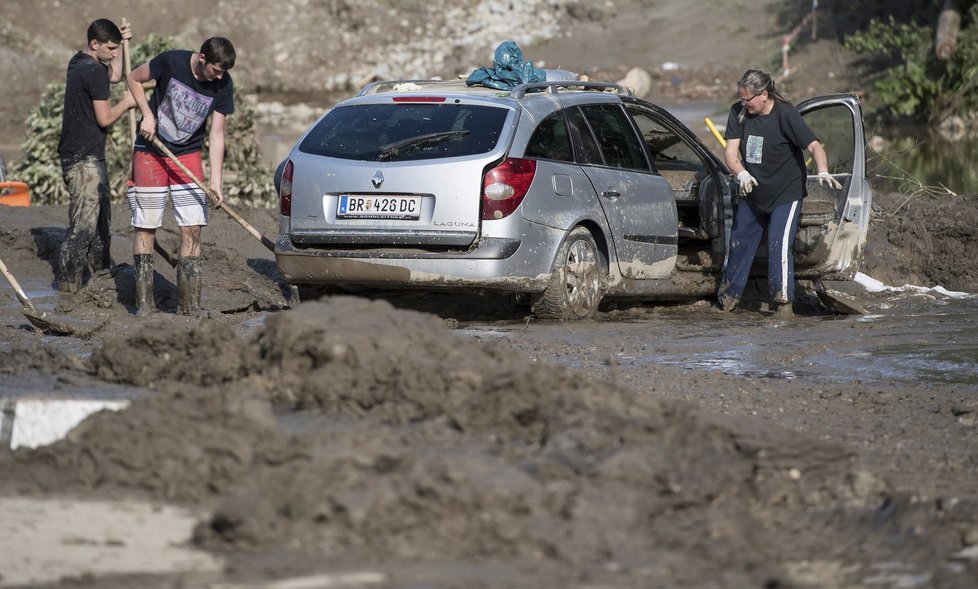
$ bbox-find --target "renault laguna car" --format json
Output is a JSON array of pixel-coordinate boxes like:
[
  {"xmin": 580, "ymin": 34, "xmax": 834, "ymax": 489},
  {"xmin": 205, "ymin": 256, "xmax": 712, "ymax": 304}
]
[{"xmin": 274, "ymin": 77, "xmax": 872, "ymax": 319}]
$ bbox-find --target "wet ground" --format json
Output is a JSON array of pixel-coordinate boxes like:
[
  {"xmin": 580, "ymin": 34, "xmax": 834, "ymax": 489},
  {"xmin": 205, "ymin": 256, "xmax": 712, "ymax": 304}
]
[
  {"xmin": 1, "ymin": 199, "xmax": 978, "ymax": 588},
  {"xmin": 5, "ymin": 279, "xmax": 976, "ymax": 394},
  {"xmin": 2, "ymin": 289, "xmax": 978, "ymax": 588},
  {"xmin": 483, "ymin": 292, "xmax": 978, "ymax": 388}
]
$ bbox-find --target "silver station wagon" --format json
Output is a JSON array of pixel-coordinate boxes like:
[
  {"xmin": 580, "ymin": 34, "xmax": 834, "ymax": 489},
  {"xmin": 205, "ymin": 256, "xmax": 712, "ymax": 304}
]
[{"xmin": 274, "ymin": 78, "xmax": 871, "ymax": 319}]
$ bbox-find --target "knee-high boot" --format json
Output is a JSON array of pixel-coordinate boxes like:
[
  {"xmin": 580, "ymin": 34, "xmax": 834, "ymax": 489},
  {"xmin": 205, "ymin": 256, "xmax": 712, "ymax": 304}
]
[
  {"xmin": 177, "ymin": 256, "xmax": 202, "ymax": 315},
  {"xmin": 133, "ymin": 254, "xmax": 155, "ymax": 316}
]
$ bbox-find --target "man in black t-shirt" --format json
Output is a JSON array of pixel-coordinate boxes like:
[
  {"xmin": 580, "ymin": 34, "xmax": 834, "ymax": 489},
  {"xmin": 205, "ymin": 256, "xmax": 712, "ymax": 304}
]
[
  {"xmin": 126, "ymin": 37, "xmax": 235, "ymax": 316},
  {"xmin": 57, "ymin": 19, "xmax": 136, "ymax": 293}
]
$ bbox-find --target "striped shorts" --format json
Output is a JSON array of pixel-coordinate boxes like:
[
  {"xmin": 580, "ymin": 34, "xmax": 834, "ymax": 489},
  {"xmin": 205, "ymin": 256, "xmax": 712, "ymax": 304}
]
[{"xmin": 128, "ymin": 149, "xmax": 209, "ymax": 228}]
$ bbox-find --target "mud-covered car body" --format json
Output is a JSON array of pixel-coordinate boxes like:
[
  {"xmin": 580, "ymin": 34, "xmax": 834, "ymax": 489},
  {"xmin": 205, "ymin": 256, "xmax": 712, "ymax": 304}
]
[{"xmin": 274, "ymin": 79, "xmax": 871, "ymax": 318}]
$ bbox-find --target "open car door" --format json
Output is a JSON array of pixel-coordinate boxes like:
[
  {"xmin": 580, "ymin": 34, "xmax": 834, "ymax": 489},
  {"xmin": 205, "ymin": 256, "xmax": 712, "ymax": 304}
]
[{"xmin": 790, "ymin": 93, "xmax": 873, "ymax": 280}]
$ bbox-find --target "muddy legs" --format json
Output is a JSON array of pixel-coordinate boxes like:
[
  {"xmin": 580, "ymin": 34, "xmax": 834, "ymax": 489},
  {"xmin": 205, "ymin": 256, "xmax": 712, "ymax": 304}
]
[
  {"xmin": 133, "ymin": 254, "xmax": 155, "ymax": 316},
  {"xmin": 177, "ymin": 256, "xmax": 202, "ymax": 316},
  {"xmin": 57, "ymin": 250, "xmax": 83, "ymax": 294},
  {"xmin": 133, "ymin": 254, "xmax": 202, "ymax": 316}
]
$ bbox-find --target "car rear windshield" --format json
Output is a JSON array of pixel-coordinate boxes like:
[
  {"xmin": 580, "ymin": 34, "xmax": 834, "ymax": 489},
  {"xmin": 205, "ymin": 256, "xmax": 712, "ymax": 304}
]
[{"xmin": 299, "ymin": 103, "xmax": 510, "ymax": 162}]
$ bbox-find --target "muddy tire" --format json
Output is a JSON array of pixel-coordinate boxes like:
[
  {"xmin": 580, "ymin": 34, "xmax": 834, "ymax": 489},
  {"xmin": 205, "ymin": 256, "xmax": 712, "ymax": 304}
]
[{"xmin": 532, "ymin": 227, "xmax": 606, "ymax": 320}]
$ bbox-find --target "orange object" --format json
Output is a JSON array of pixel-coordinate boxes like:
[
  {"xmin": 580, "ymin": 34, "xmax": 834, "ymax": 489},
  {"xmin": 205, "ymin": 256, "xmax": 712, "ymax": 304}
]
[{"xmin": 0, "ymin": 181, "xmax": 30, "ymax": 207}]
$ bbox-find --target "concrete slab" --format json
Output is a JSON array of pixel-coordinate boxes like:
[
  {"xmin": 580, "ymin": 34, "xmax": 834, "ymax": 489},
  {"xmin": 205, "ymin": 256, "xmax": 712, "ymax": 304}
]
[
  {"xmin": 0, "ymin": 496, "xmax": 223, "ymax": 587},
  {"xmin": 212, "ymin": 571, "xmax": 388, "ymax": 589},
  {"xmin": 8, "ymin": 398, "xmax": 129, "ymax": 449}
]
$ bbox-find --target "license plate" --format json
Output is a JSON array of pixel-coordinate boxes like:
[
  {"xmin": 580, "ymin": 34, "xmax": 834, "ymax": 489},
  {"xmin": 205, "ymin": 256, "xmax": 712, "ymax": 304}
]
[{"xmin": 336, "ymin": 195, "xmax": 422, "ymax": 220}]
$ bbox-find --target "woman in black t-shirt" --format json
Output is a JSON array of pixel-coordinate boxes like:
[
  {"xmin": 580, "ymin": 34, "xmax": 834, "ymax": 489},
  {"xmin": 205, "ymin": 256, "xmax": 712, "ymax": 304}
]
[{"xmin": 717, "ymin": 69, "xmax": 842, "ymax": 317}]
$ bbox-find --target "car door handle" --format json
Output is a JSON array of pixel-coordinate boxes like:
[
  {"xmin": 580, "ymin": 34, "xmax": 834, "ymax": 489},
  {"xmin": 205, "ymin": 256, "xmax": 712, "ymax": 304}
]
[{"xmin": 601, "ymin": 190, "xmax": 621, "ymax": 199}]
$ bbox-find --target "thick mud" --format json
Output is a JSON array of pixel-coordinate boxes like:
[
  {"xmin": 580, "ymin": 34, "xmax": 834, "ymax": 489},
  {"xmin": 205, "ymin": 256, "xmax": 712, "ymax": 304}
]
[
  {"xmin": 0, "ymin": 193, "xmax": 977, "ymax": 588},
  {"xmin": 3, "ymin": 0, "xmax": 977, "ymax": 583},
  {"xmin": 0, "ymin": 298, "xmax": 963, "ymax": 589}
]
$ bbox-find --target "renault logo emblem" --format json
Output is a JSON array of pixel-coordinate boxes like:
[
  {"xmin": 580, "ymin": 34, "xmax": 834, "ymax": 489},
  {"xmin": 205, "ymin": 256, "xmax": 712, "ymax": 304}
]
[{"xmin": 371, "ymin": 171, "xmax": 384, "ymax": 189}]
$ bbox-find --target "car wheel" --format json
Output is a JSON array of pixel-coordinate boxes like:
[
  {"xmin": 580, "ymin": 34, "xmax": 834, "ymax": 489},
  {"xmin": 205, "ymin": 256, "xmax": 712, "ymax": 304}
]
[{"xmin": 532, "ymin": 227, "xmax": 606, "ymax": 320}]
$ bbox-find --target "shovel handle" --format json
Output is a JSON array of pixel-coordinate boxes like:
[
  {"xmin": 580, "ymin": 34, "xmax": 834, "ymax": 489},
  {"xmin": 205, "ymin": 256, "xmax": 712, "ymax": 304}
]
[
  {"xmin": 0, "ymin": 256, "xmax": 38, "ymax": 313},
  {"xmin": 121, "ymin": 18, "xmax": 136, "ymax": 145},
  {"xmin": 148, "ymin": 136, "xmax": 276, "ymax": 252},
  {"xmin": 704, "ymin": 117, "xmax": 726, "ymax": 149},
  {"xmin": 154, "ymin": 240, "xmax": 178, "ymax": 268}
]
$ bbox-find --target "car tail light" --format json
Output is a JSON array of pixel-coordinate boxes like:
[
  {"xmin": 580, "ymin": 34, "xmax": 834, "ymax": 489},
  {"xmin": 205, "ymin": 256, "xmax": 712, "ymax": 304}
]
[
  {"xmin": 279, "ymin": 160, "xmax": 293, "ymax": 216},
  {"xmin": 481, "ymin": 158, "xmax": 536, "ymax": 220}
]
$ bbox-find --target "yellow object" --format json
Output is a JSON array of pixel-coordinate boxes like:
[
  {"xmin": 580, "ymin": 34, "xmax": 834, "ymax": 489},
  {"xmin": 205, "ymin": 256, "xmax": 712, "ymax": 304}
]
[
  {"xmin": 704, "ymin": 117, "xmax": 726, "ymax": 148},
  {"xmin": 0, "ymin": 181, "xmax": 30, "ymax": 207}
]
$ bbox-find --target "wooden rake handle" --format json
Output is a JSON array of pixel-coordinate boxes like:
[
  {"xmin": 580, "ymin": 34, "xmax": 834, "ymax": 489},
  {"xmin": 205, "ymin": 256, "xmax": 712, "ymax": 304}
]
[
  {"xmin": 0, "ymin": 255, "xmax": 38, "ymax": 313},
  {"xmin": 121, "ymin": 18, "xmax": 136, "ymax": 145},
  {"xmin": 148, "ymin": 136, "xmax": 276, "ymax": 252}
]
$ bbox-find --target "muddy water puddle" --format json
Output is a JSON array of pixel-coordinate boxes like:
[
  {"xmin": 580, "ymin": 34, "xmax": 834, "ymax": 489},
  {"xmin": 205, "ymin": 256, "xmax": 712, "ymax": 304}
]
[
  {"xmin": 3, "ymin": 292, "xmax": 975, "ymax": 404},
  {"xmin": 464, "ymin": 295, "xmax": 978, "ymax": 388}
]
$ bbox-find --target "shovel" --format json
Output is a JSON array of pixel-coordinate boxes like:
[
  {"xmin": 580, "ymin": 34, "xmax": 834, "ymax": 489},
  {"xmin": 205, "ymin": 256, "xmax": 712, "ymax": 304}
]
[
  {"xmin": 814, "ymin": 279, "xmax": 867, "ymax": 315},
  {"xmin": 122, "ymin": 18, "xmax": 136, "ymax": 146},
  {"xmin": 0, "ymin": 255, "xmax": 98, "ymax": 336},
  {"xmin": 148, "ymin": 136, "xmax": 276, "ymax": 252}
]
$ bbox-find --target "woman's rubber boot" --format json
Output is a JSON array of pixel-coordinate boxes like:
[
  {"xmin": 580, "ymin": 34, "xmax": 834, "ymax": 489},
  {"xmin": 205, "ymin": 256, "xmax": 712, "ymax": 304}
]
[
  {"xmin": 177, "ymin": 256, "xmax": 203, "ymax": 316},
  {"xmin": 133, "ymin": 254, "xmax": 155, "ymax": 317}
]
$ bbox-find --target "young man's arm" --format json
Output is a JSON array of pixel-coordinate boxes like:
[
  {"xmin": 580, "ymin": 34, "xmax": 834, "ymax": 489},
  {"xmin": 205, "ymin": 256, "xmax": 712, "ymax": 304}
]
[
  {"xmin": 127, "ymin": 61, "xmax": 156, "ymax": 140},
  {"xmin": 208, "ymin": 111, "xmax": 227, "ymax": 206},
  {"xmin": 92, "ymin": 92, "xmax": 136, "ymax": 128}
]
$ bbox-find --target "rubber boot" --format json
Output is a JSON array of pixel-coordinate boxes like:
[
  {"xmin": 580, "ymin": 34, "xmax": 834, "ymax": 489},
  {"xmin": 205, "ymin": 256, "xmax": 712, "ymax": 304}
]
[
  {"xmin": 57, "ymin": 269, "xmax": 82, "ymax": 294},
  {"xmin": 133, "ymin": 254, "xmax": 155, "ymax": 317},
  {"xmin": 177, "ymin": 256, "xmax": 203, "ymax": 316},
  {"xmin": 57, "ymin": 247, "xmax": 83, "ymax": 293}
]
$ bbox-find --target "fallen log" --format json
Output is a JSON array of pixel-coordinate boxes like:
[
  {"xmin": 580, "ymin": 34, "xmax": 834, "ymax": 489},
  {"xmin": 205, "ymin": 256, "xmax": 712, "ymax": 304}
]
[{"xmin": 936, "ymin": 0, "xmax": 961, "ymax": 61}]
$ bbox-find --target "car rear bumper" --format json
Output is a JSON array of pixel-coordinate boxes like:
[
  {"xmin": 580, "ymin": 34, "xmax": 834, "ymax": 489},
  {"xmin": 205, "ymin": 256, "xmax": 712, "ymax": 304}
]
[{"xmin": 275, "ymin": 219, "xmax": 564, "ymax": 291}]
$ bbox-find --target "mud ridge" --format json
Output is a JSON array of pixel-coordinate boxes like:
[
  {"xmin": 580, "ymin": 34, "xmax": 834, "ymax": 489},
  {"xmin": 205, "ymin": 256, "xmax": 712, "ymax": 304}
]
[{"xmin": 1, "ymin": 299, "xmax": 929, "ymax": 587}]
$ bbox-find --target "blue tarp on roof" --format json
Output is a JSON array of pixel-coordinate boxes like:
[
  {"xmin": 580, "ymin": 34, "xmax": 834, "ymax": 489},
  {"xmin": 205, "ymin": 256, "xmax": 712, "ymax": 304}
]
[{"xmin": 466, "ymin": 40, "xmax": 547, "ymax": 91}]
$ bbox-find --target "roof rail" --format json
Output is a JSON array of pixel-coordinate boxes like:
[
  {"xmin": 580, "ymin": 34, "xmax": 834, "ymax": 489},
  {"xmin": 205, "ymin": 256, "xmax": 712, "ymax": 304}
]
[
  {"xmin": 357, "ymin": 78, "xmax": 634, "ymax": 99},
  {"xmin": 358, "ymin": 79, "xmax": 467, "ymax": 96},
  {"xmin": 511, "ymin": 81, "xmax": 634, "ymax": 99}
]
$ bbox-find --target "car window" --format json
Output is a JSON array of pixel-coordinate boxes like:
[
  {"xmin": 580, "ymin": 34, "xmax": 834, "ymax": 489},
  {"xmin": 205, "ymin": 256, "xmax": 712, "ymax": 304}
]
[
  {"xmin": 800, "ymin": 103, "xmax": 855, "ymax": 175},
  {"xmin": 628, "ymin": 107, "xmax": 714, "ymax": 204},
  {"xmin": 579, "ymin": 104, "xmax": 649, "ymax": 172},
  {"xmin": 298, "ymin": 103, "xmax": 509, "ymax": 161},
  {"xmin": 524, "ymin": 111, "xmax": 574, "ymax": 162},
  {"xmin": 629, "ymin": 108, "xmax": 702, "ymax": 172},
  {"xmin": 565, "ymin": 106, "xmax": 603, "ymax": 165}
]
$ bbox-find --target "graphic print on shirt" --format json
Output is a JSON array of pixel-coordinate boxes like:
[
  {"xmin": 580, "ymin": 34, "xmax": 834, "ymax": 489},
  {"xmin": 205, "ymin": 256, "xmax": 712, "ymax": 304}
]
[
  {"xmin": 745, "ymin": 134, "xmax": 763, "ymax": 164},
  {"xmin": 157, "ymin": 79, "xmax": 214, "ymax": 144}
]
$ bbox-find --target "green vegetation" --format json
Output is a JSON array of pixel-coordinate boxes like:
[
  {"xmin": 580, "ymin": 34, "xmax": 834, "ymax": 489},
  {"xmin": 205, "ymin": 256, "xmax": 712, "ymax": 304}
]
[
  {"xmin": 844, "ymin": 6, "xmax": 978, "ymax": 123},
  {"xmin": 14, "ymin": 35, "xmax": 275, "ymax": 207}
]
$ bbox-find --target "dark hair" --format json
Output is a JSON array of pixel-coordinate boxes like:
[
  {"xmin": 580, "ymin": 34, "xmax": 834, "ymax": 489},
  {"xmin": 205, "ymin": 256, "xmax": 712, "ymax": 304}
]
[
  {"xmin": 737, "ymin": 69, "xmax": 792, "ymax": 122},
  {"xmin": 87, "ymin": 19, "xmax": 122, "ymax": 44},
  {"xmin": 200, "ymin": 37, "xmax": 236, "ymax": 70}
]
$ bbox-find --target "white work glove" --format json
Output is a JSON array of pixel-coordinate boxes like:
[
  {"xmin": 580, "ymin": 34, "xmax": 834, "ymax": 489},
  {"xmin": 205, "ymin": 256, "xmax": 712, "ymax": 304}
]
[
  {"xmin": 737, "ymin": 170, "xmax": 757, "ymax": 196},
  {"xmin": 817, "ymin": 171, "xmax": 843, "ymax": 190}
]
